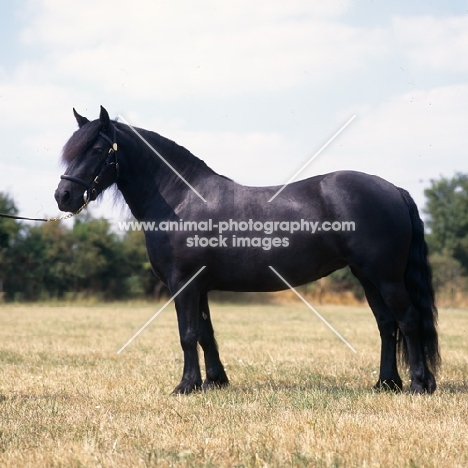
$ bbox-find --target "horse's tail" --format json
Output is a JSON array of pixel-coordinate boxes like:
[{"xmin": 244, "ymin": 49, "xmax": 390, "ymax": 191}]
[{"xmin": 397, "ymin": 187, "xmax": 440, "ymax": 373}]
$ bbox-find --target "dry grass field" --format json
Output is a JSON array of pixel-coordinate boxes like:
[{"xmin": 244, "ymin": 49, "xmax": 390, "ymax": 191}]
[{"xmin": 0, "ymin": 301, "xmax": 467, "ymax": 467}]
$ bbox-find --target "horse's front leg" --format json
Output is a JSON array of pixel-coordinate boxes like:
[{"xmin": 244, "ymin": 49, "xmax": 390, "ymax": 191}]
[{"xmin": 172, "ymin": 288, "xmax": 203, "ymax": 394}]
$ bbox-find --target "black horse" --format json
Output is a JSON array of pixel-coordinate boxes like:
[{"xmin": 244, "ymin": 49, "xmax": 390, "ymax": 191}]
[{"xmin": 55, "ymin": 106, "xmax": 440, "ymax": 394}]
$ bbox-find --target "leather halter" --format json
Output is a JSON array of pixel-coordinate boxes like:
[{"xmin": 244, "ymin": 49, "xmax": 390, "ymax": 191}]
[{"xmin": 60, "ymin": 125, "xmax": 119, "ymax": 203}]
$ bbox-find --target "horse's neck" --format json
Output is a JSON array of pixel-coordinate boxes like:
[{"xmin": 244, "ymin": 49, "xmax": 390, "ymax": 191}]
[{"xmin": 118, "ymin": 129, "xmax": 219, "ymax": 220}]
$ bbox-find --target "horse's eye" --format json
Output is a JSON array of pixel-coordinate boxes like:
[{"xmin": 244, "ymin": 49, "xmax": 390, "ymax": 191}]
[{"xmin": 93, "ymin": 147, "xmax": 104, "ymax": 156}]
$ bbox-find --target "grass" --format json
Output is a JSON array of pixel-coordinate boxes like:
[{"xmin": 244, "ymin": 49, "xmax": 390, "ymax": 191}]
[{"xmin": 0, "ymin": 301, "xmax": 467, "ymax": 467}]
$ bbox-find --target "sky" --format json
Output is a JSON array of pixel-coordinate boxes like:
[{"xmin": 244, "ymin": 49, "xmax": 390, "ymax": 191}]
[{"xmin": 1, "ymin": 0, "xmax": 467, "ymax": 225}]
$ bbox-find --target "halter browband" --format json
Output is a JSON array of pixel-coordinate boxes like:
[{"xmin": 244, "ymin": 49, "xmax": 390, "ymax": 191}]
[{"xmin": 60, "ymin": 125, "xmax": 119, "ymax": 203}]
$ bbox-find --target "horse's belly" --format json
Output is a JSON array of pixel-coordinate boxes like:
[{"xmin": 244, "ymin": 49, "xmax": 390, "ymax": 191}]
[{"xmin": 206, "ymin": 240, "xmax": 346, "ymax": 292}]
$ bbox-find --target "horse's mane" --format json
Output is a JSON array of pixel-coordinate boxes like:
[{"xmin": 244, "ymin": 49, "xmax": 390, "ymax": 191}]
[
  {"xmin": 134, "ymin": 127, "xmax": 228, "ymax": 179},
  {"xmin": 61, "ymin": 119, "xmax": 233, "ymax": 182}
]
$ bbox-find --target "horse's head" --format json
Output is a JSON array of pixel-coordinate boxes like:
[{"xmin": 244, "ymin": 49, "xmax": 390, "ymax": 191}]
[{"xmin": 55, "ymin": 106, "xmax": 119, "ymax": 212}]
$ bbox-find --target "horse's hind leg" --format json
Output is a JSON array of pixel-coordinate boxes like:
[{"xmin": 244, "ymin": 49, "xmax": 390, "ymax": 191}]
[
  {"xmin": 380, "ymin": 281, "xmax": 436, "ymax": 394},
  {"xmin": 352, "ymin": 269, "xmax": 402, "ymax": 391},
  {"xmin": 198, "ymin": 294, "xmax": 229, "ymax": 390}
]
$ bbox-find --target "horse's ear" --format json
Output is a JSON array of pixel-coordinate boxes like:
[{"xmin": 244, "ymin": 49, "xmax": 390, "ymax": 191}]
[
  {"xmin": 73, "ymin": 108, "xmax": 89, "ymax": 128},
  {"xmin": 99, "ymin": 105, "xmax": 110, "ymax": 132}
]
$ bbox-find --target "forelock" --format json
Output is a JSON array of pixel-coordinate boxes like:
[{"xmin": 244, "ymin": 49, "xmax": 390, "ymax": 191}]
[{"xmin": 61, "ymin": 120, "xmax": 101, "ymax": 164}]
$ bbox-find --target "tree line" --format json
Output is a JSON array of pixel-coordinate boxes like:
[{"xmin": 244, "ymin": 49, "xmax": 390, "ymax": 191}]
[
  {"xmin": 0, "ymin": 173, "xmax": 467, "ymax": 302},
  {"xmin": 0, "ymin": 195, "xmax": 158, "ymax": 301}
]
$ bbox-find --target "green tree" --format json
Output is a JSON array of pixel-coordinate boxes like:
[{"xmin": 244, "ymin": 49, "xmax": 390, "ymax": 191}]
[
  {"xmin": 0, "ymin": 193, "xmax": 21, "ymax": 297},
  {"xmin": 0, "ymin": 192, "xmax": 20, "ymax": 252},
  {"xmin": 429, "ymin": 251, "xmax": 464, "ymax": 293},
  {"xmin": 424, "ymin": 173, "xmax": 468, "ymax": 275},
  {"xmin": 5, "ymin": 222, "xmax": 75, "ymax": 300},
  {"xmin": 121, "ymin": 229, "xmax": 161, "ymax": 297},
  {"xmin": 5, "ymin": 215, "xmax": 132, "ymax": 300}
]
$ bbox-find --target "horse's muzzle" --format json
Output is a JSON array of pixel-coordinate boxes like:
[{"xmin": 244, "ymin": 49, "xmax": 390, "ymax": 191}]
[{"xmin": 54, "ymin": 181, "xmax": 86, "ymax": 213}]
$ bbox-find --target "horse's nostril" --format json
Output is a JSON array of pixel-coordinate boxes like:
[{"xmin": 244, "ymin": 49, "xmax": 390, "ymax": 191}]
[{"xmin": 55, "ymin": 189, "xmax": 70, "ymax": 205}]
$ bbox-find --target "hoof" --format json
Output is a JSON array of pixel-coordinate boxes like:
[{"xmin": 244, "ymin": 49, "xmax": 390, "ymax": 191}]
[
  {"xmin": 410, "ymin": 373, "xmax": 437, "ymax": 394},
  {"xmin": 202, "ymin": 378, "xmax": 229, "ymax": 391},
  {"xmin": 374, "ymin": 378, "xmax": 403, "ymax": 393},
  {"xmin": 171, "ymin": 380, "xmax": 202, "ymax": 395}
]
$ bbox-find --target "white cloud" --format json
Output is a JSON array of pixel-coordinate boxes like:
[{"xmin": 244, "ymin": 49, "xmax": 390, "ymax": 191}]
[
  {"xmin": 2, "ymin": 1, "xmax": 468, "ymax": 220},
  {"xmin": 393, "ymin": 14, "xmax": 468, "ymax": 72},
  {"xmin": 305, "ymin": 84, "xmax": 468, "ymax": 208},
  {"xmin": 18, "ymin": 0, "xmax": 388, "ymax": 99},
  {"xmin": 0, "ymin": 81, "xmax": 74, "ymax": 126},
  {"xmin": 21, "ymin": 0, "xmax": 352, "ymax": 48}
]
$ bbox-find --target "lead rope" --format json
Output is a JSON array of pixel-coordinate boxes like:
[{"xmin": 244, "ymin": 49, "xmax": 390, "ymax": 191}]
[{"xmin": 0, "ymin": 197, "xmax": 90, "ymax": 223}]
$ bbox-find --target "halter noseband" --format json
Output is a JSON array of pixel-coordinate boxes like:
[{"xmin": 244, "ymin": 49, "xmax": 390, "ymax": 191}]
[{"xmin": 60, "ymin": 125, "xmax": 119, "ymax": 203}]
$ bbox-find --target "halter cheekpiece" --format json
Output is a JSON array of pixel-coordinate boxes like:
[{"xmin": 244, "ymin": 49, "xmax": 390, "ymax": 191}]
[{"xmin": 60, "ymin": 124, "xmax": 119, "ymax": 203}]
